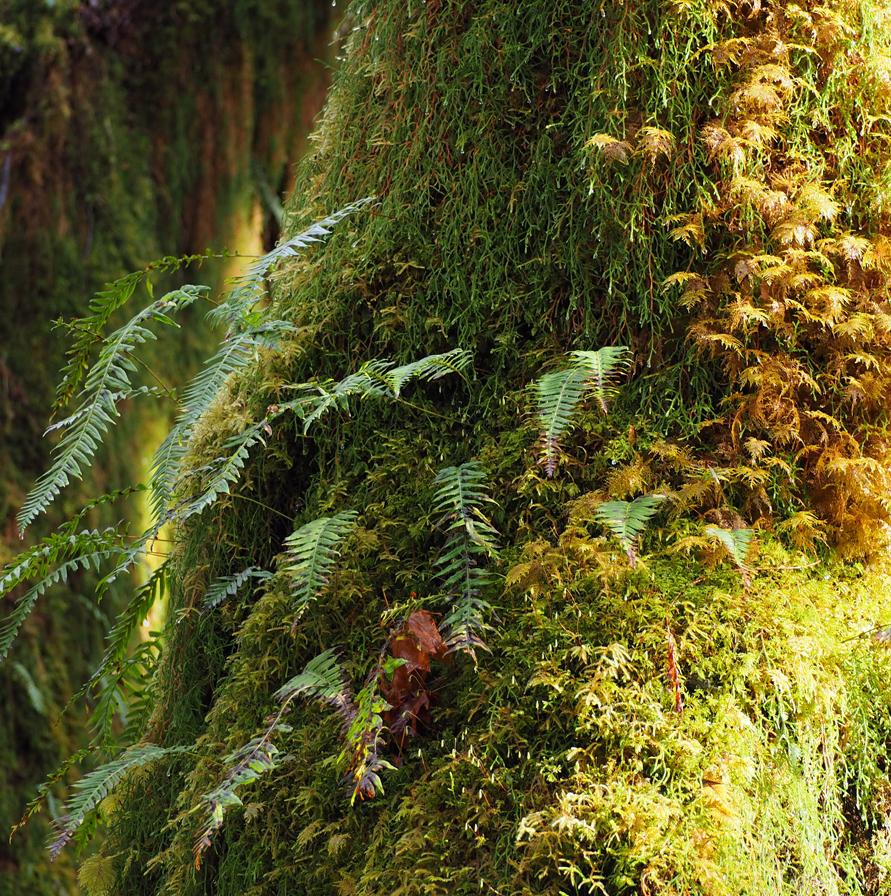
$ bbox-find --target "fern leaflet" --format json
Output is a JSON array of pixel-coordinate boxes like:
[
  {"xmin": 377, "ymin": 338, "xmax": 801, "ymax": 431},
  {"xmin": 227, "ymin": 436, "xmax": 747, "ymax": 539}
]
[
  {"xmin": 202, "ymin": 567, "xmax": 273, "ymax": 613},
  {"xmin": 432, "ymin": 462, "xmax": 500, "ymax": 655},
  {"xmin": 534, "ymin": 345, "xmax": 631, "ymax": 476},
  {"xmin": 283, "ymin": 511, "xmax": 358, "ymax": 619},
  {"xmin": 704, "ymin": 525, "xmax": 756, "ymax": 587},
  {"xmin": 593, "ymin": 494, "xmax": 666, "ymax": 568}
]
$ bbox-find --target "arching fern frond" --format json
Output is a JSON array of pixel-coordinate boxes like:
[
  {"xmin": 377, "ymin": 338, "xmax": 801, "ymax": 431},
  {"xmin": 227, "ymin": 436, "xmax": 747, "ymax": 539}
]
[
  {"xmin": 18, "ymin": 286, "xmax": 208, "ymax": 534},
  {"xmin": 276, "ymin": 648, "xmax": 394, "ymax": 805},
  {"xmin": 534, "ymin": 345, "xmax": 631, "ymax": 477},
  {"xmin": 704, "ymin": 525, "xmax": 755, "ymax": 587},
  {"xmin": 592, "ymin": 494, "xmax": 666, "ymax": 568},
  {"xmin": 283, "ymin": 511, "xmax": 358, "ymax": 619},
  {"xmin": 49, "ymin": 743, "xmax": 192, "ymax": 861},
  {"xmin": 208, "ymin": 198, "xmax": 376, "ymax": 330},
  {"xmin": 274, "ymin": 647, "xmax": 355, "ymax": 721},
  {"xmin": 77, "ymin": 562, "xmax": 169, "ymax": 750},
  {"xmin": 432, "ymin": 462, "xmax": 500, "ymax": 655},
  {"xmin": 149, "ymin": 320, "xmax": 295, "ymax": 525},
  {"xmin": 0, "ymin": 527, "xmax": 127, "ymax": 662},
  {"xmin": 53, "ymin": 254, "xmax": 211, "ymax": 412},
  {"xmin": 291, "ymin": 348, "xmax": 471, "ymax": 433}
]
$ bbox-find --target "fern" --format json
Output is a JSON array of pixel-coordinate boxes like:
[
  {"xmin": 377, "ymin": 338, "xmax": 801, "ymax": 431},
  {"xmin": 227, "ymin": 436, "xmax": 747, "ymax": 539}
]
[
  {"xmin": 704, "ymin": 525, "xmax": 756, "ymax": 587},
  {"xmin": 274, "ymin": 647, "xmax": 356, "ymax": 725},
  {"xmin": 275, "ymin": 648, "xmax": 394, "ymax": 804},
  {"xmin": 0, "ymin": 526, "xmax": 127, "ymax": 662},
  {"xmin": 53, "ymin": 254, "xmax": 212, "ymax": 412},
  {"xmin": 535, "ymin": 346, "xmax": 631, "ymax": 476},
  {"xmin": 291, "ymin": 348, "xmax": 471, "ymax": 434},
  {"xmin": 432, "ymin": 462, "xmax": 500, "ymax": 655},
  {"xmin": 283, "ymin": 511, "xmax": 358, "ymax": 619},
  {"xmin": 201, "ymin": 567, "xmax": 273, "ymax": 613},
  {"xmin": 49, "ymin": 743, "xmax": 192, "ymax": 861},
  {"xmin": 592, "ymin": 494, "xmax": 667, "ymax": 568},
  {"xmin": 193, "ymin": 727, "xmax": 291, "ymax": 868},
  {"xmin": 174, "ymin": 421, "xmax": 271, "ymax": 523},
  {"xmin": 18, "ymin": 286, "xmax": 208, "ymax": 533},
  {"xmin": 78, "ymin": 562, "xmax": 169, "ymax": 751},
  {"xmin": 149, "ymin": 320, "xmax": 295, "ymax": 526},
  {"xmin": 208, "ymin": 198, "xmax": 376, "ymax": 330}
]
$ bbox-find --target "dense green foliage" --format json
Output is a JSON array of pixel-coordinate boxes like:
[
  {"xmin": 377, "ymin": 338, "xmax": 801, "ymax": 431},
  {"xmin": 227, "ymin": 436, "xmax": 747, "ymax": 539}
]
[
  {"xmin": 0, "ymin": 1, "xmax": 333, "ymax": 891},
  {"xmin": 8, "ymin": 0, "xmax": 891, "ymax": 894}
]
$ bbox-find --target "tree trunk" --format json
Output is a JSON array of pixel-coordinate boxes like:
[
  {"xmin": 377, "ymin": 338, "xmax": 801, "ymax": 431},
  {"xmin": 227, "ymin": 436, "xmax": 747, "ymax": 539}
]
[{"xmin": 22, "ymin": 1, "xmax": 891, "ymax": 893}]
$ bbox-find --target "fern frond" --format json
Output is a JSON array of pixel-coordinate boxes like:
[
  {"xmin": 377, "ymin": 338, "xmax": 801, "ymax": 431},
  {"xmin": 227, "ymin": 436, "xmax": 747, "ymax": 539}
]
[
  {"xmin": 195, "ymin": 643, "xmax": 363, "ymax": 865},
  {"xmin": 704, "ymin": 525, "xmax": 755, "ymax": 587},
  {"xmin": 78, "ymin": 563, "xmax": 168, "ymax": 750},
  {"xmin": 0, "ymin": 527, "xmax": 126, "ymax": 662},
  {"xmin": 384, "ymin": 348, "xmax": 472, "ymax": 397},
  {"xmin": 149, "ymin": 320, "xmax": 295, "ymax": 525},
  {"xmin": 19, "ymin": 287, "xmax": 207, "ymax": 534},
  {"xmin": 291, "ymin": 349, "xmax": 471, "ymax": 434},
  {"xmin": 176, "ymin": 422, "xmax": 269, "ymax": 522},
  {"xmin": 193, "ymin": 728, "xmax": 291, "ymax": 868},
  {"xmin": 536, "ymin": 367, "xmax": 594, "ymax": 477},
  {"xmin": 275, "ymin": 649, "xmax": 392, "ymax": 805},
  {"xmin": 432, "ymin": 462, "xmax": 500, "ymax": 655},
  {"xmin": 592, "ymin": 495, "xmax": 667, "ymax": 568},
  {"xmin": 535, "ymin": 346, "xmax": 631, "ymax": 476},
  {"xmin": 202, "ymin": 567, "xmax": 273, "ymax": 613},
  {"xmin": 53, "ymin": 254, "xmax": 211, "ymax": 412},
  {"xmin": 284, "ymin": 511, "xmax": 358, "ymax": 619},
  {"xmin": 208, "ymin": 198, "xmax": 376, "ymax": 330},
  {"xmin": 50, "ymin": 744, "xmax": 192, "ymax": 861},
  {"xmin": 274, "ymin": 647, "xmax": 356, "ymax": 722}
]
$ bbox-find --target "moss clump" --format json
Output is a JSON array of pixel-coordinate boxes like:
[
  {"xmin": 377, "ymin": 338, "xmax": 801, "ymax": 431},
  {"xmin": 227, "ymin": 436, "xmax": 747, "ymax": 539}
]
[{"xmin": 69, "ymin": 0, "xmax": 891, "ymax": 893}]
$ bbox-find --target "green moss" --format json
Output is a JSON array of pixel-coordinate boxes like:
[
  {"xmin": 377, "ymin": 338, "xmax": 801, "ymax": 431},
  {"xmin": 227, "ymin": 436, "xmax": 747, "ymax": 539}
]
[{"xmin": 28, "ymin": 0, "xmax": 891, "ymax": 893}]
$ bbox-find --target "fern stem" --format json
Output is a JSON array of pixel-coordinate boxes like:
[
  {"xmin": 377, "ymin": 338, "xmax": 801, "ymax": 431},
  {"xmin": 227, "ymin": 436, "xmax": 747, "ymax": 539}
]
[{"xmin": 232, "ymin": 493, "xmax": 294, "ymax": 521}]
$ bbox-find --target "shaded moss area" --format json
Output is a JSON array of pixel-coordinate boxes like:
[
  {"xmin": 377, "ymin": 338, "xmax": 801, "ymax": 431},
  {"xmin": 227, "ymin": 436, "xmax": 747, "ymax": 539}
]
[
  {"xmin": 50, "ymin": 0, "xmax": 891, "ymax": 893},
  {"xmin": 0, "ymin": 1, "xmax": 333, "ymax": 892}
]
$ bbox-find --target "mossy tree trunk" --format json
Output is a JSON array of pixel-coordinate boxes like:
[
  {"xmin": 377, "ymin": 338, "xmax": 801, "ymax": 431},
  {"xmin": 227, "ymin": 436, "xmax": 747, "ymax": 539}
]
[
  {"xmin": 19, "ymin": 0, "xmax": 891, "ymax": 894},
  {"xmin": 0, "ymin": 2, "xmax": 334, "ymax": 893}
]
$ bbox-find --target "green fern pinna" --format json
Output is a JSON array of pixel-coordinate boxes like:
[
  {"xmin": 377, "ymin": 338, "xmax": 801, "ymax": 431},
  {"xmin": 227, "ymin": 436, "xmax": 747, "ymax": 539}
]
[{"xmin": 7, "ymin": 1, "xmax": 891, "ymax": 894}]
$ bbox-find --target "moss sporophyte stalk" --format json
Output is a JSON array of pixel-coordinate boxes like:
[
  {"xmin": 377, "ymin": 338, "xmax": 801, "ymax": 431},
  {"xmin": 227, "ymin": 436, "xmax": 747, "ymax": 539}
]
[{"xmin": 6, "ymin": 1, "xmax": 891, "ymax": 894}]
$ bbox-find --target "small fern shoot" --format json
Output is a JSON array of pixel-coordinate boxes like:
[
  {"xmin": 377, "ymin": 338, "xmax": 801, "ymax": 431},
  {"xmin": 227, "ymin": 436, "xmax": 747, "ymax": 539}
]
[
  {"xmin": 704, "ymin": 525, "xmax": 756, "ymax": 588},
  {"xmin": 201, "ymin": 567, "xmax": 273, "ymax": 613},
  {"xmin": 432, "ymin": 462, "xmax": 500, "ymax": 655},
  {"xmin": 592, "ymin": 494, "xmax": 666, "ymax": 568},
  {"xmin": 283, "ymin": 511, "xmax": 358, "ymax": 620},
  {"xmin": 535, "ymin": 346, "xmax": 631, "ymax": 476}
]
